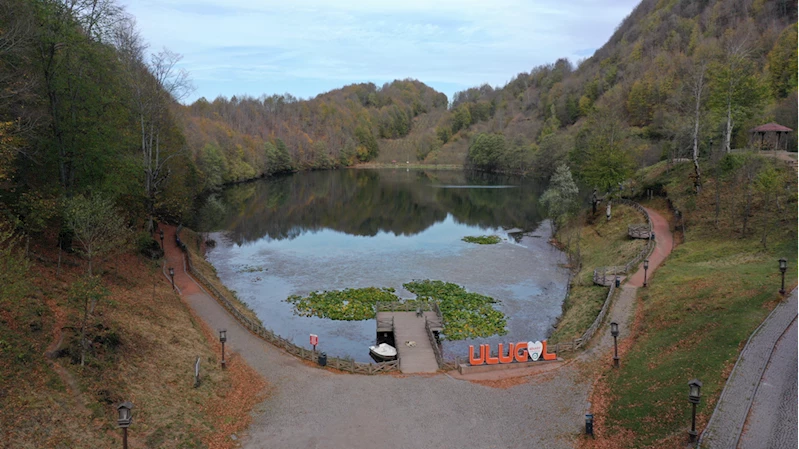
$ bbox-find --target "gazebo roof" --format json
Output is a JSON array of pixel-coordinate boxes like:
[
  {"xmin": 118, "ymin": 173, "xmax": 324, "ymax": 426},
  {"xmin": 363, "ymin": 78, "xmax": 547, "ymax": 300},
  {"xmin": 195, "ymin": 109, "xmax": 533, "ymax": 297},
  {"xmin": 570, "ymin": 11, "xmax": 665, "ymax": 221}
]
[{"xmin": 750, "ymin": 122, "xmax": 793, "ymax": 133}]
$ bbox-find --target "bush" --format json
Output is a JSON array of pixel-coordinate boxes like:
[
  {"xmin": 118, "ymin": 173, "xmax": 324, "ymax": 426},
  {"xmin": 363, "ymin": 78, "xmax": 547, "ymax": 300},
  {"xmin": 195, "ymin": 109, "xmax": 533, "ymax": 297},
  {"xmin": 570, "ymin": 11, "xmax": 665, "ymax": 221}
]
[{"xmin": 135, "ymin": 231, "xmax": 162, "ymax": 259}]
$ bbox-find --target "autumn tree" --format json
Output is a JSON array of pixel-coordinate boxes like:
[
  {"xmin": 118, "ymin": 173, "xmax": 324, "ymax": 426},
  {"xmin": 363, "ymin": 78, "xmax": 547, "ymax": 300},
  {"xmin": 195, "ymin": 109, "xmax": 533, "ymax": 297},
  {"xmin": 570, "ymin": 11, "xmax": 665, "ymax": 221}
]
[
  {"xmin": 540, "ymin": 163, "xmax": 579, "ymax": 232},
  {"xmin": 115, "ymin": 21, "xmax": 193, "ymax": 230},
  {"xmin": 708, "ymin": 32, "xmax": 767, "ymax": 153},
  {"xmin": 575, "ymin": 113, "xmax": 635, "ymax": 193},
  {"xmin": 69, "ymin": 274, "xmax": 108, "ymax": 367},
  {"xmin": 467, "ymin": 133, "xmax": 506, "ymax": 171},
  {"xmin": 64, "ymin": 193, "xmax": 128, "ymax": 276}
]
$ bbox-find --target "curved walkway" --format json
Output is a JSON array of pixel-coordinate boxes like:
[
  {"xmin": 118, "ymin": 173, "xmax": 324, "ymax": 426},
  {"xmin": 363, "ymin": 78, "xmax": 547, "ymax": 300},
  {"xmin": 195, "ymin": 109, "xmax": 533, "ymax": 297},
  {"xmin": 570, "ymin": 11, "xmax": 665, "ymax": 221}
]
[
  {"xmin": 159, "ymin": 207, "xmax": 674, "ymax": 449},
  {"xmin": 581, "ymin": 207, "xmax": 672, "ymax": 360},
  {"xmin": 699, "ymin": 289, "xmax": 798, "ymax": 449}
]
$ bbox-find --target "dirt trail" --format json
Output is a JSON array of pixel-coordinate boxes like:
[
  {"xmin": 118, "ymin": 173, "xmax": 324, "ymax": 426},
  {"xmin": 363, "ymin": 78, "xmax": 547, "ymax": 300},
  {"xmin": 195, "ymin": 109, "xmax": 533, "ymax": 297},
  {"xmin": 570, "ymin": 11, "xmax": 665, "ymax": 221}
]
[{"xmin": 42, "ymin": 298, "xmax": 90, "ymax": 418}]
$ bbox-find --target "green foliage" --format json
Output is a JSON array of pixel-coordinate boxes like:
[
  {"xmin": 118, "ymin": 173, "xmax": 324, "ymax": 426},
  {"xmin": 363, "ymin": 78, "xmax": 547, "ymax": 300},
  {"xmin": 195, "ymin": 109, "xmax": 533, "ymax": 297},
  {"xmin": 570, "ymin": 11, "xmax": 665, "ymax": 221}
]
[
  {"xmin": 403, "ymin": 280, "xmax": 507, "ymax": 340},
  {"xmin": 539, "ymin": 164, "xmax": 579, "ymax": 231},
  {"xmin": 538, "ymin": 104, "xmax": 562, "ymax": 142},
  {"xmin": 63, "ymin": 194, "xmax": 129, "ymax": 275},
  {"xmin": 451, "ymin": 104, "xmax": 472, "ymax": 134},
  {"xmin": 574, "ymin": 114, "xmax": 635, "ymax": 193},
  {"xmin": 436, "ymin": 126, "xmax": 452, "ymax": 144},
  {"xmin": 283, "ymin": 279, "xmax": 508, "ymax": 341},
  {"xmin": 767, "ymin": 24, "xmax": 798, "ymax": 99},
  {"xmin": 286, "ymin": 287, "xmax": 400, "ymax": 320},
  {"xmin": 462, "ymin": 235, "xmax": 501, "ymax": 244},
  {"xmin": 0, "ymin": 222, "xmax": 29, "ymax": 302},
  {"xmin": 198, "ymin": 143, "xmax": 228, "ymax": 190},
  {"xmin": 355, "ymin": 123, "xmax": 379, "ymax": 161},
  {"xmin": 467, "ymin": 133, "xmax": 506, "ymax": 171}
]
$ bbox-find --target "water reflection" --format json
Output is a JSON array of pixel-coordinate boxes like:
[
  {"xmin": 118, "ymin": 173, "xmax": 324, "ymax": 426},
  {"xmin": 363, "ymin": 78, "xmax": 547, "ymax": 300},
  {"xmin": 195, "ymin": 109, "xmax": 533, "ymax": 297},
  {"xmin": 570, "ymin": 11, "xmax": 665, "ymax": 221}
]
[
  {"xmin": 201, "ymin": 169, "xmax": 568, "ymax": 362},
  {"xmin": 194, "ymin": 169, "xmax": 547, "ymax": 243}
]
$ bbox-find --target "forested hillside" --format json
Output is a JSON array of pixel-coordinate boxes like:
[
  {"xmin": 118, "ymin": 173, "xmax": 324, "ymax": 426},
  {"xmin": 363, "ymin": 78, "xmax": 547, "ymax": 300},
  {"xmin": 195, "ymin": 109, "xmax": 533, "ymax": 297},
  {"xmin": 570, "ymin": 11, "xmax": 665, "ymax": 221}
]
[
  {"xmin": 189, "ymin": 0, "xmax": 798, "ymax": 193},
  {"xmin": 183, "ymin": 80, "xmax": 448, "ymax": 189},
  {"xmin": 1, "ymin": 0, "xmax": 199, "ymax": 228},
  {"xmin": 433, "ymin": 0, "xmax": 798, "ymax": 187}
]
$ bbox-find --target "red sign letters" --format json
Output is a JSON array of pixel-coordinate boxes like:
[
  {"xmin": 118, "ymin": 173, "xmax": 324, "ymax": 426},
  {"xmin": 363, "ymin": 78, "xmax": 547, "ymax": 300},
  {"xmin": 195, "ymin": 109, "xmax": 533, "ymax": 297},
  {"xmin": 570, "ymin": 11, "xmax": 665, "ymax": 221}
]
[{"xmin": 468, "ymin": 340, "xmax": 556, "ymax": 366}]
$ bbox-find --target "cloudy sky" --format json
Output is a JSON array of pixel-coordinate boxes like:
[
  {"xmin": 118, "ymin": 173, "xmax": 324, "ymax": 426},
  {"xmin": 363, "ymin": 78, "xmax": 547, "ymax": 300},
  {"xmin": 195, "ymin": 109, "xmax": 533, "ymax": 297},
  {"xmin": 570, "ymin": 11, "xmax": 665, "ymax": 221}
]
[{"xmin": 118, "ymin": 0, "xmax": 640, "ymax": 104}]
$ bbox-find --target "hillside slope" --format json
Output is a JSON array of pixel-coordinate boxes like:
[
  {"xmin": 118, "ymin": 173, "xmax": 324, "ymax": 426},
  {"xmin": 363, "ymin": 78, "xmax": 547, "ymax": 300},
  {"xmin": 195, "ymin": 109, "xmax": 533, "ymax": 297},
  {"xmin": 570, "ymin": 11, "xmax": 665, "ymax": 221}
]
[{"xmin": 426, "ymin": 0, "xmax": 797, "ymax": 180}]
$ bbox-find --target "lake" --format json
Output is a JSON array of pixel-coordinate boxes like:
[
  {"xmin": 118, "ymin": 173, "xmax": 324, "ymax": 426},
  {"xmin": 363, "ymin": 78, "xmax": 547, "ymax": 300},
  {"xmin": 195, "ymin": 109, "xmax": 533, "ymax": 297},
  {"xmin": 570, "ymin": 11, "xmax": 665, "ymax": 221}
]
[{"xmin": 197, "ymin": 169, "xmax": 569, "ymax": 362}]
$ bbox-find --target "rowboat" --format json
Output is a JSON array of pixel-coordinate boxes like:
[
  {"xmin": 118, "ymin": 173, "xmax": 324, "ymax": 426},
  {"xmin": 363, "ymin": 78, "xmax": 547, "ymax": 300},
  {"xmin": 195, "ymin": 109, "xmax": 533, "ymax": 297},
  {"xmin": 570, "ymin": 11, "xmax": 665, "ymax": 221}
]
[{"xmin": 369, "ymin": 343, "xmax": 397, "ymax": 361}]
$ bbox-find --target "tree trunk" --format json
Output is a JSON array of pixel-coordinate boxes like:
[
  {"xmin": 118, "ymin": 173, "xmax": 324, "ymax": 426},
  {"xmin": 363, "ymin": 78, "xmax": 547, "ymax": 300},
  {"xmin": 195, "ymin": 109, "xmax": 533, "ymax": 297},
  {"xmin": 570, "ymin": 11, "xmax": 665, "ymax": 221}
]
[
  {"xmin": 742, "ymin": 180, "xmax": 752, "ymax": 236},
  {"xmin": 57, "ymin": 244, "xmax": 62, "ymax": 278},
  {"xmin": 692, "ymin": 64, "xmax": 706, "ymax": 194},
  {"xmin": 80, "ymin": 295, "xmax": 89, "ymax": 367},
  {"xmin": 761, "ymin": 190, "xmax": 775, "ymax": 248},
  {"xmin": 724, "ymin": 101, "xmax": 733, "ymax": 153}
]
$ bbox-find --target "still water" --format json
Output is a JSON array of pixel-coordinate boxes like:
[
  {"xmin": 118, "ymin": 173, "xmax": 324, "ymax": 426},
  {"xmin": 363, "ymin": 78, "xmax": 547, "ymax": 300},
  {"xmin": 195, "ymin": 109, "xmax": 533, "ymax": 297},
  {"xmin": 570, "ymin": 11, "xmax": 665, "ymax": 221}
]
[{"xmin": 197, "ymin": 169, "xmax": 569, "ymax": 362}]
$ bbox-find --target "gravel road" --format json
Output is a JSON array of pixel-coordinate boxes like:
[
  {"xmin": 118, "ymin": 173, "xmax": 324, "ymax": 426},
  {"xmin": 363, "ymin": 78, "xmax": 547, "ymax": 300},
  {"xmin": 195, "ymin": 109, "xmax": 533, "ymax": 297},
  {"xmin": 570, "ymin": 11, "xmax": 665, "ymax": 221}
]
[
  {"xmin": 161, "ymin": 207, "xmax": 673, "ymax": 449},
  {"xmin": 737, "ymin": 318, "xmax": 798, "ymax": 449}
]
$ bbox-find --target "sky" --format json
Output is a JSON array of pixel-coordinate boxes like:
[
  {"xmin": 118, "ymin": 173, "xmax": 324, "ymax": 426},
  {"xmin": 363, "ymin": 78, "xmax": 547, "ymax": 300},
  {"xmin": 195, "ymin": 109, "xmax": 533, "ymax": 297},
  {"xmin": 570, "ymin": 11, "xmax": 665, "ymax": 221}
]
[{"xmin": 118, "ymin": 0, "xmax": 641, "ymax": 104}]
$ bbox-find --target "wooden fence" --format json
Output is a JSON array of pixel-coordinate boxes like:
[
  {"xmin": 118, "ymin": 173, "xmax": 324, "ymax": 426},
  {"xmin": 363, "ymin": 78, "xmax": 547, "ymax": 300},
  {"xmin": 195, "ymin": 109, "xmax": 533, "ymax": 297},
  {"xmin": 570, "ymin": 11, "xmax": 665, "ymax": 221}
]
[
  {"xmin": 424, "ymin": 318, "xmax": 445, "ymax": 370},
  {"xmin": 175, "ymin": 227, "xmax": 400, "ymax": 374},
  {"xmin": 562, "ymin": 199, "xmax": 655, "ymax": 352}
]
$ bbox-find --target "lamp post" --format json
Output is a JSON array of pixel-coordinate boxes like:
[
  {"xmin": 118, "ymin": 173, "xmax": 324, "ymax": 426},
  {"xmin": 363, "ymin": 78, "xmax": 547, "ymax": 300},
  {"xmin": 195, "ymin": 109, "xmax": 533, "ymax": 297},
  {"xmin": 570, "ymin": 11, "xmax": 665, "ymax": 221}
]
[
  {"xmin": 585, "ymin": 413, "xmax": 594, "ymax": 437},
  {"xmin": 643, "ymin": 259, "xmax": 649, "ymax": 287},
  {"xmin": 219, "ymin": 329, "xmax": 227, "ymax": 369},
  {"xmin": 159, "ymin": 229, "xmax": 164, "ymax": 250},
  {"xmin": 169, "ymin": 267, "xmax": 175, "ymax": 290},
  {"xmin": 779, "ymin": 258, "xmax": 787, "ymax": 295},
  {"xmin": 117, "ymin": 401, "xmax": 133, "ymax": 449},
  {"xmin": 610, "ymin": 321, "xmax": 619, "ymax": 367},
  {"xmin": 688, "ymin": 379, "xmax": 702, "ymax": 442}
]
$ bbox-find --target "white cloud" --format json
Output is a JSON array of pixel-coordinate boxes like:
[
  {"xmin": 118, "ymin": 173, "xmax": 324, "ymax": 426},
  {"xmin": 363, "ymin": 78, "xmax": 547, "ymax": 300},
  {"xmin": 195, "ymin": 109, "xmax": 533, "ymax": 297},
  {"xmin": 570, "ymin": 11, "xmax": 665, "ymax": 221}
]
[{"xmin": 118, "ymin": 0, "xmax": 639, "ymax": 102}]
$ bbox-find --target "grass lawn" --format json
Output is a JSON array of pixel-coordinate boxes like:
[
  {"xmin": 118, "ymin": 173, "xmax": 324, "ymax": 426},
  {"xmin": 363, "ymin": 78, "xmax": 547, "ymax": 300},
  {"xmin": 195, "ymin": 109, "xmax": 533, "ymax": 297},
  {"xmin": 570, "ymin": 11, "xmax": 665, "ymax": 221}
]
[
  {"xmin": 550, "ymin": 203, "xmax": 647, "ymax": 343},
  {"xmin": 587, "ymin": 157, "xmax": 797, "ymax": 448}
]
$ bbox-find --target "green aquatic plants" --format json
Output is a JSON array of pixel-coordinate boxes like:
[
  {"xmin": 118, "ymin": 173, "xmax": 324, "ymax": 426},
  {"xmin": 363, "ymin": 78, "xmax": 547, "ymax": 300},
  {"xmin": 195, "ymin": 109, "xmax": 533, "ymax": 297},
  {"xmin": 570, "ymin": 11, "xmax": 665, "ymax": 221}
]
[
  {"xmin": 462, "ymin": 235, "xmax": 501, "ymax": 244},
  {"xmin": 284, "ymin": 280, "xmax": 508, "ymax": 340},
  {"xmin": 403, "ymin": 280, "xmax": 507, "ymax": 340},
  {"xmin": 286, "ymin": 287, "xmax": 400, "ymax": 321}
]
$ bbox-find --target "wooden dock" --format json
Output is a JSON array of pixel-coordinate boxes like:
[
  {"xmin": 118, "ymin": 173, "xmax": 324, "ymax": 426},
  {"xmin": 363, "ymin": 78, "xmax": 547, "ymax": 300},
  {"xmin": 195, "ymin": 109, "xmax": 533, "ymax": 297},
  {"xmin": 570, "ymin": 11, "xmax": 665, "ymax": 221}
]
[{"xmin": 375, "ymin": 310, "xmax": 442, "ymax": 373}]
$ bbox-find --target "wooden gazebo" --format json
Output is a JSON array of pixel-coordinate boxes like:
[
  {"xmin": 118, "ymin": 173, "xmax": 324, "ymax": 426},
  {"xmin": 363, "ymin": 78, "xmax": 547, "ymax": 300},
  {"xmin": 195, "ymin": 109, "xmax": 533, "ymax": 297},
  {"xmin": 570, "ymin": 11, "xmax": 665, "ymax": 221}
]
[{"xmin": 750, "ymin": 122, "xmax": 793, "ymax": 151}]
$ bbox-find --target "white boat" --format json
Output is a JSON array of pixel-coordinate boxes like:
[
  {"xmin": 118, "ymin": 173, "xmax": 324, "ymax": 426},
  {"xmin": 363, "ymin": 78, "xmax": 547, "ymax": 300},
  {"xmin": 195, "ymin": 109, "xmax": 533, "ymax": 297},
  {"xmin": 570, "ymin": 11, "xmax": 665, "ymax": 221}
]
[{"xmin": 369, "ymin": 343, "xmax": 398, "ymax": 361}]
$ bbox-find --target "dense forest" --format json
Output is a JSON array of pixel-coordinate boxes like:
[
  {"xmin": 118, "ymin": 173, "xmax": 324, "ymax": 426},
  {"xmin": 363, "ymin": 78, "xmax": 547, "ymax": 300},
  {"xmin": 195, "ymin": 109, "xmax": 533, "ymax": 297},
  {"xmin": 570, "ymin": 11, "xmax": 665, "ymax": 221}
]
[
  {"xmin": 178, "ymin": 0, "xmax": 798, "ymax": 195},
  {"xmin": 435, "ymin": 0, "xmax": 797, "ymax": 188},
  {"xmin": 2, "ymin": 0, "xmax": 796, "ymax": 238}
]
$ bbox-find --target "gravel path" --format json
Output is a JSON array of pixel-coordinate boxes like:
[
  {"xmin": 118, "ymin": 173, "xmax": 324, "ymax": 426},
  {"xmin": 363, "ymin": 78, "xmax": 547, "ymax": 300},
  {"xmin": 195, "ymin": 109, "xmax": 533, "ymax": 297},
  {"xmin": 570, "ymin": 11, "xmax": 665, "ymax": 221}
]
[
  {"xmin": 581, "ymin": 207, "xmax": 672, "ymax": 362},
  {"xmin": 738, "ymin": 318, "xmax": 798, "ymax": 449},
  {"xmin": 699, "ymin": 289, "xmax": 798, "ymax": 449},
  {"xmin": 159, "ymin": 207, "xmax": 674, "ymax": 449}
]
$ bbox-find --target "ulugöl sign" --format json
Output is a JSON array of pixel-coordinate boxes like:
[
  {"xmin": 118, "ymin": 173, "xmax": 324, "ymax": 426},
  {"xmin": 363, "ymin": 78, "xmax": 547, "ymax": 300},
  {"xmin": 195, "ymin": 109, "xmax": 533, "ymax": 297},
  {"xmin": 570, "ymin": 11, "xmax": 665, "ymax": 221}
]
[{"xmin": 468, "ymin": 340, "xmax": 556, "ymax": 365}]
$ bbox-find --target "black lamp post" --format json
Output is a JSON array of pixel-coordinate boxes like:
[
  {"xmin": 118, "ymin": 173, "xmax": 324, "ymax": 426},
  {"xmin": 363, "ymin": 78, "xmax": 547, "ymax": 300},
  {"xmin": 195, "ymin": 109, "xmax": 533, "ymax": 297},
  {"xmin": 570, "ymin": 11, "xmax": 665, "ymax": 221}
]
[
  {"xmin": 219, "ymin": 329, "xmax": 227, "ymax": 369},
  {"xmin": 117, "ymin": 401, "xmax": 133, "ymax": 449},
  {"xmin": 169, "ymin": 267, "xmax": 175, "ymax": 290},
  {"xmin": 779, "ymin": 258, "xmax": 787, "ymax": 295},
  {"xmin": 610, "ymin": 321, "xmax": 619, "ymax": 367},
  {"xmin": 585, "ymin": 413, "xmax": 594, "ymax": 436},
  {"xmin": 688, "ymin": 379, "xmax": 702, "ymax": 442},
  {"xmin": 643, "ymin": 259, "xmax": 649, "ymax": 287},
  {"xmin": 159, "ymin": 229, "xmax": 164, "ymax": 250}
]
